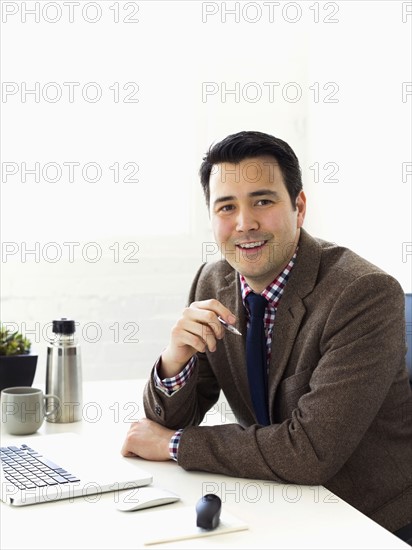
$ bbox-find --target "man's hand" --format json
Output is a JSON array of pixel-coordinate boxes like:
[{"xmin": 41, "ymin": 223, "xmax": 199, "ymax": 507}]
[
  {"xmin": 121, "ymin": 418, "xmax": 175, "ymax": 461},
  {"xmin": 160, "ymin": 299, "xmax": 237, "ymax": 378}
]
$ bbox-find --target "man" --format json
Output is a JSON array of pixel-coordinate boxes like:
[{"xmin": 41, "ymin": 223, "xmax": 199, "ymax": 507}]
[{"xmin": 121, "ymin": 131, "xmax": 412, "ymax": 540}]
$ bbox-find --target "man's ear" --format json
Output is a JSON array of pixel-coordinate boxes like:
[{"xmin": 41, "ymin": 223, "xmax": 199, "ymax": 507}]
[{"xmin": 296, "ymin": 191, "xmax": 306, "ymax": 228}]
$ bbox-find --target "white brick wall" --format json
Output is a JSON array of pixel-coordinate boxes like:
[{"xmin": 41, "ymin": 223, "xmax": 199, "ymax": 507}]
[{"xmin": 1, "ymin": 238, "xmax": 213, "ymax": 384}]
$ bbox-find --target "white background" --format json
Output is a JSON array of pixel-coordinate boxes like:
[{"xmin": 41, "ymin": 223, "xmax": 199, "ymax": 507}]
[{"xmin": 1, "ymin": 0, "xmax": 411, "ymax": 381}]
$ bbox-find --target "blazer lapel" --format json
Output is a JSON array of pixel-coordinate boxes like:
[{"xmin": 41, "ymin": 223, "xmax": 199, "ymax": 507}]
[
  {"xmin": 267, "ymin": 229, "xmax": 322, "ymax": 419},
  {"xmin": 267, "ymin": 295, "xmax": 307, "ymax": 417}
]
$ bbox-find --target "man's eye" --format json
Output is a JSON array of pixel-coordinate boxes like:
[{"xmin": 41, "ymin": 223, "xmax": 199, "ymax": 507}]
[
  {"xmin": 219, "ymin": 205, "xmax": 234, "ymax": 212},
  {"xmin": 256, "ymin": 199, "xmax": 273, "ymax": 206}
]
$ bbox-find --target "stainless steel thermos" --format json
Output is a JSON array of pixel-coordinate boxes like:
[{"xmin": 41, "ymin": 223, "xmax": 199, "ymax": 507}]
[{"xmin": 45, "ymin": 318, "xmax": 82, "ymax": 423}]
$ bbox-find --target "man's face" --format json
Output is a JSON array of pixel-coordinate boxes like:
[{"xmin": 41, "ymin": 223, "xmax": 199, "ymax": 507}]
[{"xmin": 209, "ymin": 156, "xmax": 306, "ymax": 293}]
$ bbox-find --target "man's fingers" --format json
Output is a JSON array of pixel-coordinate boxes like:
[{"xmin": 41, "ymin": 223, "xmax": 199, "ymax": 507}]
[
  {"xmin": 121, "ymin": 422, "xmax": 143, "ymax": 456},
  {"xmin": 121, "ymin": 450, "xmax": 136, "ymax": 457},
  {"xmin": 191, "ymin": 299, "xmax": 236, "ymax": 324},
  {"xmin": 186, "ymin": 302, "xmax": 235, "ymax": 340},
  {"xmin": 121, "ymin": 418, "xmax": 174, "ymax": 462},
  {"xmin": 174, "ymin": 318, "xmax": 218, "ymax": 352}
]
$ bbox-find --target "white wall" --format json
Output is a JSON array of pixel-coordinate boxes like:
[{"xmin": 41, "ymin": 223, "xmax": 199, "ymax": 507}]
[{"xmin": 1, "ymin": 1, "xmax": 411, "ymax": 384}]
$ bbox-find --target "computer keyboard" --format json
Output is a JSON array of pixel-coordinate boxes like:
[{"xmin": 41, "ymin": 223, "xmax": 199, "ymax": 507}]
[{"xmin": 0, "ymin": 444, "xmax": 80, "ymax": 490}]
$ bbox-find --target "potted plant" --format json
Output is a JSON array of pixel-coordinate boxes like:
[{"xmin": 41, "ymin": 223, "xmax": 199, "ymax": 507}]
[{"xmin": 0, "ymin": 325, "xmax": 38, "ymax": 393}]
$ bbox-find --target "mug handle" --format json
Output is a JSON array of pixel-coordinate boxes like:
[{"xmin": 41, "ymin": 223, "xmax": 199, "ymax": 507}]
[{"xmin": 43, "ymin": 393, "xmax": 61, "ymax": 417}]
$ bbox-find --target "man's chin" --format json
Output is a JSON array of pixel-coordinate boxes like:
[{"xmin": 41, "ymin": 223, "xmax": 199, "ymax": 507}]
[{"xmin": 231, "ymin": 262, "xmax": 278, "ymax": 282}]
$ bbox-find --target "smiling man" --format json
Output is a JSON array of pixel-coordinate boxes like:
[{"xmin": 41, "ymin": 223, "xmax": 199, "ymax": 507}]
[
  {"xmin": 121, "ymin": 131, "xmax": 412, "ymax": 543},
  {"xmin": 209, "ymin": 156, "xmax": 305, "ymax": 293}
]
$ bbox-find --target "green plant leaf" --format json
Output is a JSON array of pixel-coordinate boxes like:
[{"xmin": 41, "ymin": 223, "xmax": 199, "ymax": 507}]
[{"xmin": 0, "ymin": 324, "xmax": 32, "ymax": 356}]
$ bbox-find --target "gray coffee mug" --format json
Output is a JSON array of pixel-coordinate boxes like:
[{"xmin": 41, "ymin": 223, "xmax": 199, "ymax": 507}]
[{"xmin": 1, "ymin": 387, "xmax": 59, "ymax": 435}]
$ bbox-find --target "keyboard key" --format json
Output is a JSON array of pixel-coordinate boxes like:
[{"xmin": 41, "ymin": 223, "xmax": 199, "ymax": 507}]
[
  {"xmin": 32, "ymin": 479, "xmax": 48, "ymax": 487},
  {"xmin": 43, "ymin": 478, "xmax": 58, "ymax": 485},
  {"xmin": 51, "ymin": 475, "xmax": 69, "ymax": 484},
  {"xmin": 34, "ymin": 456, "xmax": 62, "ymax": 470},
  {"xmin": 22, "ymin": 481, "xmax": 37, "ymax": 489}
]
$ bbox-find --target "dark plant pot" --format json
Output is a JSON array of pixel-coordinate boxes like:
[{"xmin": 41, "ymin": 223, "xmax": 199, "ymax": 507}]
[{"xmin": 0, "ymin": 355, "xmax": 38, "ymax": 393}]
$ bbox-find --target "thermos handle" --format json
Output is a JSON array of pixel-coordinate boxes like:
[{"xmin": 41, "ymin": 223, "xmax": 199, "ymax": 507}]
[{"xmin": 43, "ymin": 393, "xmax": 61, "ymax": 418}]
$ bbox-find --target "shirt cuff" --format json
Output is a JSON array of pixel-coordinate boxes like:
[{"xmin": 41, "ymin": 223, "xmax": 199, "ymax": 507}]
[
  {"xmin": 169, "ymin": 430, "xmax": 183, "ymax": 461},
  {"xmin": 154, "ymin": 355, "xmax": 197, "ymax": 396}
]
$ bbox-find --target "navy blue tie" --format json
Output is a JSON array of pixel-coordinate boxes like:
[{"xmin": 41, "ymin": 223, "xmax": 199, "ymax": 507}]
[{"xmin": 246, "ymin": 293, "xmax": 270, "ymax": 426}]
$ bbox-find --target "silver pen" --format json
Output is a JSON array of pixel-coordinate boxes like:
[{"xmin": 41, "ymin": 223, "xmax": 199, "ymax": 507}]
[{"xmin": 218, "ymin": 316, "xmax": 242, "ymax": 336}]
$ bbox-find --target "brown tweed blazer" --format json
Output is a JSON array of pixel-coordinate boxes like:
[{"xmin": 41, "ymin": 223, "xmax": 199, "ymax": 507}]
[{"xmin": 144, "ymin": 229, "xmax": 412, "ymax": 533}]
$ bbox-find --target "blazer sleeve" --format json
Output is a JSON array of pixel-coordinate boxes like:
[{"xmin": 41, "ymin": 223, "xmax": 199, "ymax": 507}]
[
  {"xmin": 143, "ymin": 263, "xmax": 222, "ymax": 429},
  {"xmin": 175, "ymin": 272, "xmax": 408, "ymax": 485}
]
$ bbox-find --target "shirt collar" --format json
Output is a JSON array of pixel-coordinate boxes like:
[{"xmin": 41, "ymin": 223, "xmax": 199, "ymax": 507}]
[{"xmin": 240, "ymin": 248, "xmax": 298, "ymax": 309}]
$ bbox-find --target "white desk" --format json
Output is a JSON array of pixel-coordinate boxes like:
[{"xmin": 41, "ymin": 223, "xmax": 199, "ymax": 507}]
[{"xmin": 0, "ymin": 379, "xmax": 409, "ymax": 550}]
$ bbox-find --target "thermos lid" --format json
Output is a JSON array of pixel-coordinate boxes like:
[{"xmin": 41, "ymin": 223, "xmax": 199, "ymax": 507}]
[{"xmin": 52, "ymin": 318, "xmax": 76, "ymax": 335}]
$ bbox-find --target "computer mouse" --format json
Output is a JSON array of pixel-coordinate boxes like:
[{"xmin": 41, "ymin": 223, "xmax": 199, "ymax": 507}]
[
  {"xmin": 116, "ymin": 486, "xmax": 180, "ymax": 512},
  {"xmin": 195, "ymin": 493, "xmax": 222, "ymax": 530}
]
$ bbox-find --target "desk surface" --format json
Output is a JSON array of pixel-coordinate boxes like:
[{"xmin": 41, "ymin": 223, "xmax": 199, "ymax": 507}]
[{"xmin": 0, "ymin": 379, "xmax": 409, "ymax": 550}]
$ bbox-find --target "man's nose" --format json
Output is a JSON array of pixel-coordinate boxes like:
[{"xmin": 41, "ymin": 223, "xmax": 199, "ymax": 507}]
[{"xmin": 235, "ymin": 207, "xmax": 259, "ymax": 232}]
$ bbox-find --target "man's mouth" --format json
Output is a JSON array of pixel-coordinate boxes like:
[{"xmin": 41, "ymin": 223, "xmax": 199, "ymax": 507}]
[{"xmin": 236, "ymin": 240, "xmax": 267, "ymax": 250}]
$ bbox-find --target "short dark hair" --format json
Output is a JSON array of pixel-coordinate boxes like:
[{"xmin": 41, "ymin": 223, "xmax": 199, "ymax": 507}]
[{"xmin": 199, "ymin": 130, "xmax": 302, "ymax": 209}]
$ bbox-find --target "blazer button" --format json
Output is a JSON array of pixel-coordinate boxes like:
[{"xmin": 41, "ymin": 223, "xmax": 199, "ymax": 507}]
[{"xmin": 155, "ymin": 404, "xmax": 162, "ymax": 416}]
